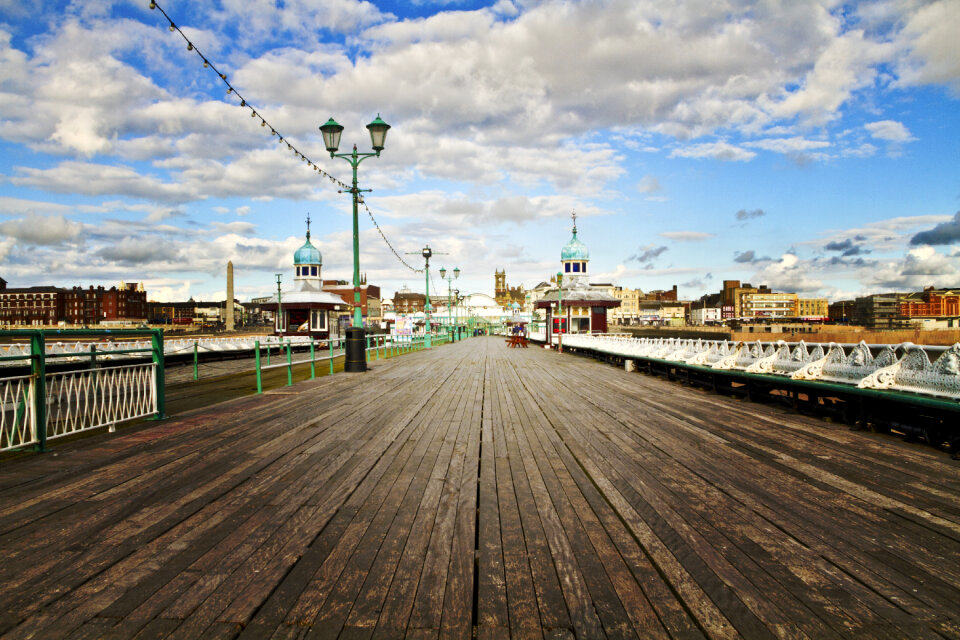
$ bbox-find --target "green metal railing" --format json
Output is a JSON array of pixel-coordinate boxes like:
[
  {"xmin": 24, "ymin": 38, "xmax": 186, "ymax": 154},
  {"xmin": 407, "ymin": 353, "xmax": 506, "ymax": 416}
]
[
  {"xmin": 1, "ymin": 329, "xmax": 165, "ymax": 453},
  {"xmin": 250, "ymin": 331, "xmax": 458, "ymax": 393}
]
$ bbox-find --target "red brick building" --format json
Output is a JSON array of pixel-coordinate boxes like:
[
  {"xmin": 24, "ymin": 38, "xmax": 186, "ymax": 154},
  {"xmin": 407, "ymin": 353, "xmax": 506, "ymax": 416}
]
[
  {"xmin": 899, "ymin": 287, "xmax": 960, "ymax": 318},
  {"xmin": 63, "ymin": 283, "xmax": 147, "ymax": 325},
  {"xmin": 321, "ymin": 279, "xmax": 382, "ymax": 320},
  {"xmin": 0, "ymin": 286, "xmax": 65, "ymax": 326}
]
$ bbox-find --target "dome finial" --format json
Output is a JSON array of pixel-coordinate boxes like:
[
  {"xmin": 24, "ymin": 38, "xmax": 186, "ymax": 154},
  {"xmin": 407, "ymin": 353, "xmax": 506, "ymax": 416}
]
[
  {"xmin": 305, "ymin": 212, "xmax": 311, "ymax": 240},
  {"xmin": 571, "ymin": 210, "xmax": 577, "ymax": 235}
]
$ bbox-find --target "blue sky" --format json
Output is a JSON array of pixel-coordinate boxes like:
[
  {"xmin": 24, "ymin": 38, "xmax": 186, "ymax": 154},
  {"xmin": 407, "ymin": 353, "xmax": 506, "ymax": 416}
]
[{"xmin": 1, "ymin": 0, "xmax": 958, "ymax": 304}]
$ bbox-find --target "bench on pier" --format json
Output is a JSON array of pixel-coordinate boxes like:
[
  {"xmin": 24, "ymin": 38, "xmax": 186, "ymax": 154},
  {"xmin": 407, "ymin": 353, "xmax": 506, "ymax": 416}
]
[{"xmin": 505, "ymin": 335, "xmax": 529, "ymax": 348}]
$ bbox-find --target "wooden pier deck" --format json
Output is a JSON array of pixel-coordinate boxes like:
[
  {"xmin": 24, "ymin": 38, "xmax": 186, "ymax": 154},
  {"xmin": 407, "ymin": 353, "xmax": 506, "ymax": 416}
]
[{"xmin": 1, "ymin": 337, "xmax": 959, "ymax": 639}]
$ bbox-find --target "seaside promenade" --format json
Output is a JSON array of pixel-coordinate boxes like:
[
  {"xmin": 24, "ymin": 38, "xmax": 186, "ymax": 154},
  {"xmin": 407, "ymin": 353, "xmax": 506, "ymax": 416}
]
[{"xmin": 1, "ymin": 336, "xmax": 958, "ymax": 639}]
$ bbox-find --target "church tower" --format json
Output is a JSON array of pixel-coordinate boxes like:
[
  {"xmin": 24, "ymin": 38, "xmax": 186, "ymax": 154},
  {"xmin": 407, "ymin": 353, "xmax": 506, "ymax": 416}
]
[{"xmin": 494, "ymin": 269, "xmax": 507, "ymax": 306}]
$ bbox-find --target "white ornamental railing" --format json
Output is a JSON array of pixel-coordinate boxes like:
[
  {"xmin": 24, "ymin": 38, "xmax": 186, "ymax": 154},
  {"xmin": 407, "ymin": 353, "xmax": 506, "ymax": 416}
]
[
  {"xmin": 45, "ymin": 363, "xmax": 158, "ymax": 441},
  {"xmin": 1, "ymin": 374, "xmax": 36, "ymax": 451},
  {"xmin": 0, "ymin": 335, "xmax": 311, "ymax": 367},
  {"xmin": 543, "ymin": 334, "xmax": 960, "ymax": 401}
]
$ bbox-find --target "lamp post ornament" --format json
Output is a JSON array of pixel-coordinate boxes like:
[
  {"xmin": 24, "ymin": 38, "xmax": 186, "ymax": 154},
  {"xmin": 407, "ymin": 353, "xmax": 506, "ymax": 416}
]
[
  {"xmin": 318, "ymin": 115, "xmax": 390, "ymax": 329},
  {"xmin": 439, "ymin": 266, "xmax": 460, "ymax": 341}
]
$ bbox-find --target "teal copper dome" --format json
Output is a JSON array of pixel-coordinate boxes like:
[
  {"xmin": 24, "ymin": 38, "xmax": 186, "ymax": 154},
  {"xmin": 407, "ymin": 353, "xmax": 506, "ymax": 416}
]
[
  {"xmin": 294, "ymin": 233, "xmax": 321, "ymax": 265},
  {"xmin": 561, "ymin": 229, "xmax": 589, "ymax": 261}
]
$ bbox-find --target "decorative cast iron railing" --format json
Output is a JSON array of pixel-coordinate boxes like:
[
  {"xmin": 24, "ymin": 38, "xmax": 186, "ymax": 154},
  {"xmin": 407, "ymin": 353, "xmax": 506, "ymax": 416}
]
[
  {"xmin": 530, "ymin": 332, "xmax": 960, "ymax": 402},
  {"xmin": 0, "ymin": 329, "xmax": 164, "ymax": 453}
]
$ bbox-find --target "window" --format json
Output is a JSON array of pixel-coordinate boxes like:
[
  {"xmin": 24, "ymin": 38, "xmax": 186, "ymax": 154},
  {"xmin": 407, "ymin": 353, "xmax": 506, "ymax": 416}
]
[
  {"xmin": 311, "ymin": 309, "xmax": 327, "ymax": 331},
  {"xmin": 572, "ymin": 263, "xmax": 581, "ymax": 273},
  {"xmin": 565, "ymin": 263, "xmax": 571, "ymax": 273},
  {"xmin": 311, "ymin": 266, "xmax": 317, "ymax": 276}
]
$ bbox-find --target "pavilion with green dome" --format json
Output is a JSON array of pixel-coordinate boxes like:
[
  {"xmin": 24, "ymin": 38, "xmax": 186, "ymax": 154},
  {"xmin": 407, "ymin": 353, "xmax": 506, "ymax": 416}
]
[
  {"xmin": 536, "ymin": 212, "xmax": 620, "ymax": 342},
  {"xmin": 260, "ymin": 216, "xmax": 346, "ymax": 339}
]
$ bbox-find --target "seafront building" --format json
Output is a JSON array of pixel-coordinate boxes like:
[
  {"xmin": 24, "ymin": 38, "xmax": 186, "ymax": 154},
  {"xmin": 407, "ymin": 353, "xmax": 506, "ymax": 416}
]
[
  {"xmin": 535, "ymin": 214, "xmax": 620, "ymax": 336},
  {"xmin": 259, "ymin": 221, "xmax": 345, "ymax": 339}
]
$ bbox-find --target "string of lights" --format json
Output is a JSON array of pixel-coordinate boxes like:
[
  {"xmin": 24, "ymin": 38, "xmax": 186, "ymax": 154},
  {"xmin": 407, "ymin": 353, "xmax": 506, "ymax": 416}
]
[
  {"xmin": 147, "ymin": 1, "xmax": 423, "ymax": 274},
  {"xmin": 361, "ymin": 201, "xmax": 424, "ymax": 273}
]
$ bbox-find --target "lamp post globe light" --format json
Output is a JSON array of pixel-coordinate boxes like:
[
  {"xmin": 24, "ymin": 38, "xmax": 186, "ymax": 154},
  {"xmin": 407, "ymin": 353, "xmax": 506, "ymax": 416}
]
[
  {"xmin": 438, "ymin": 266, "xmax": 460, "ymax": 342},
  {"xmin": 318, "ymin": 115, "xmax": 390, "ymax": 372}
]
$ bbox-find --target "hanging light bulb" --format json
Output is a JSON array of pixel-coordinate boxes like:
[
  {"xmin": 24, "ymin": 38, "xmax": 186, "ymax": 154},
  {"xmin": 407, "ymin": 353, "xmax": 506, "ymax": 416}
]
[
  {"xmin": 240, "ymin": 100, "xmax": 245, "ymax": 107},
  {"xmin": 220, "ymin": 73, "xmax": 227, "ymax": 80},
  {"xmin": 203, "ymin": 60, "xmax": 208, "ymax": 68},
  {"xmin": 169, "ymin": 23, "xmax": 175, "ymax": 31},
  {"xmin": 149, "ymin": 1, "xmax": 156, "ymax": 9},
  {"xmin": 187, "ymin": 43, "xmax": 193, "ymax": 51},
  {"xmin": 226, "ymin": 87, "xmax": 232, "ymax": 94},
  {"xmin": 261, "ymin": 120, "xmax": 266, "ymax": 127}
]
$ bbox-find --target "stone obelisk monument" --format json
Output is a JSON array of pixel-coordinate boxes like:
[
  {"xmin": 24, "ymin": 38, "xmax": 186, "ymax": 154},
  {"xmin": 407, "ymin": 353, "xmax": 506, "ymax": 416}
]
[{"xmin": 226, "ymin": 260, "xmax": 235, "ymax": 331}]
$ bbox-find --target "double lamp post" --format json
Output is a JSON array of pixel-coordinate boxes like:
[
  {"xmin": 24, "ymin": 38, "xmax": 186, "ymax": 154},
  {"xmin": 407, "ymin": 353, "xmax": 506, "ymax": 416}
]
[
  {"xmin": 319, "ymin": 115, "xmax": 390, "ymax": 372},
  {"xmin": 438, "ymin": 266, "xmax": 460, "ymax": 341}
]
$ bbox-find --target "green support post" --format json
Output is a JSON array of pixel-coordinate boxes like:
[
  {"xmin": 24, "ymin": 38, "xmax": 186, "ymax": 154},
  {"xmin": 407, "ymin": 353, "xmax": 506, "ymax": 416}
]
[
  {"xmin": 255, "ymin": 340, "xmax": 262, "ymax": 394},
  {"xmin": 329, "ymin": 338, "xmax": 334, "ymax": 376},
  {"xmin": 151, "ymin": 329, "xmax": 166, "ymax": 420},
  {"xmin": 193, "ymin": 341, "xmax": 199, "ymax": 381},
  {"xmin": 30, "ymin": 331, "xmax": 46, "ymax": 452},
  {"xmin": 286, "ymin": 340, "xmax": 293, "ymax": 386},
  {"xmin": 310, "ymin": 339, "xmax": 316, "ymax": 379}
]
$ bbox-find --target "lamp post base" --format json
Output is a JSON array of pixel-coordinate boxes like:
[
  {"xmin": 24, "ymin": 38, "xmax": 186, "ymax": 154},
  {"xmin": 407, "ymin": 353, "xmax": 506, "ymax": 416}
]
[{"xmin": 344, "ymin": 327, "xmax": 367, "ymax": 372}]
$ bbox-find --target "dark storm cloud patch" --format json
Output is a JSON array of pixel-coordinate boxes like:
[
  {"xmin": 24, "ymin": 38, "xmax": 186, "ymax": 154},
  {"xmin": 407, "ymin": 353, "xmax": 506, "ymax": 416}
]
[
  {"xmin": 910, "ymin": 211, "xmax": 960, "ymax": 246},
  {"xmin": 628, "ymin": 245, "xmax": 668, "ymax": 263},
  {"xmin": 735, "ymin": 208, "xmax": 765, "ymax": 221},
  {"xmin": 733, "ymin": 250, "xmax": 771, "ymax": 263}
]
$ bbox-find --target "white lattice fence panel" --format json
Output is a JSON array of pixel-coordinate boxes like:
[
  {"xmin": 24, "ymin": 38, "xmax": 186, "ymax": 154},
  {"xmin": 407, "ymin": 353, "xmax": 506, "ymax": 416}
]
[
  {"xmin": 1, "ymin": 375, "xmax": 35, "ymax": 452},
  {"xmin": 45, "ymin": 364, "xmax": 157, "ymax": 440}
]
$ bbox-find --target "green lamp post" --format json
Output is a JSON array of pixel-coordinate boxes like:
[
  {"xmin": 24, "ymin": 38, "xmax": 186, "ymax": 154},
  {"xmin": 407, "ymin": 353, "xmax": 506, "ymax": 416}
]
[
  {"xmin": 319, "ymin": 115, "xmax": 390, "ymax": 329},
  {"xmin": 438, "ymin": 266, "xmax": 460, "ymax": 342},
  {"xmin": 556, "ymin": 272, "xmax": 563, "ymax": 354},
  {"xmin": 319, "ymin": 115, "xmax": 390, "ymax": 372},
  {"xmin": 454, "ymin": 288, "xmax": 461, "ymax": 340},
  {"xmin": 275, "ymin": 273, "xmax": 283, "ymax": 335}
]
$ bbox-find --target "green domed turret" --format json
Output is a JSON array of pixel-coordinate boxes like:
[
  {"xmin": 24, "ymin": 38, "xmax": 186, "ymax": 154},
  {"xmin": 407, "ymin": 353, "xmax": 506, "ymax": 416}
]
[
  {"xmin": 294, "ymin": 236, "xmax": 321, "ymax": 265},
  {"xmin": 561, "ymin": 229, "xmax": 589, "ymax": 261}
]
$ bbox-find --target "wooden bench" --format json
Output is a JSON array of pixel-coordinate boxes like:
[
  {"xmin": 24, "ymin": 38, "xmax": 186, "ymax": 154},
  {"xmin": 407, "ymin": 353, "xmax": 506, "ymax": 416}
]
[{"xmin": 505, "ymin": 335, "xmax": 529, "ymax": 348}]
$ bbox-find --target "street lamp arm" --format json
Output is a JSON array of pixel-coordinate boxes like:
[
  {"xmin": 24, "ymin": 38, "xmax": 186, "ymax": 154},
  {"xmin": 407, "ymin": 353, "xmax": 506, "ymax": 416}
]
[{"xmin": 329, "ymin": 149, "xmax": 382, "ymax": 164}]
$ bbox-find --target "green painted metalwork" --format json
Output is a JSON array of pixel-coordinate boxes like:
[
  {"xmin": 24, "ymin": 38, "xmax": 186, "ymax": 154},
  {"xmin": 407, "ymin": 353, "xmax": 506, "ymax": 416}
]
[
  {"xmin": 310, "ymin": 339, "xmax": 316, "ymax": 379},
  {"xmin": 151, "ymin": 329, "xmax": 166, "ymax": 420},
  {"xmin": 30, "ymin": 332, "xmax": 46, "ymax": 452},
  {"xmin": 285, "ymin": 340, "xmax": 293, "ymax": 386},
  {"xmin": 193, "ymin": 341, "xmax": 199, "ymax": 381},
  {"xmin": 255, "ymin": 340, "xmax": 262, "ymax": 394}
]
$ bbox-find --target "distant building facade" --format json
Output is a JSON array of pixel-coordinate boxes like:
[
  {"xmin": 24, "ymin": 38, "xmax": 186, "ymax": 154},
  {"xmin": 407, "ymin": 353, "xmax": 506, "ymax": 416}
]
[
  {"xmin": 322, "ymin": 278, "xmax": 382, "ymax": 325},
  {"xmin": 494, "ymin": 270, "xmax": 525, "ymax": 308},
  {"xmin": 393, "ymin": 286, "xmax": 426, "ymax": 314},
  {"xmin": 899, "ymin": 287, "xmax": 960, "ymax": 320},
  {"xmin": 0, "ymin": 281, "xmax": 145, "ymax": 326},
  {"xmin": 0, "ymin": 286, "xmax": 64, "ymax": 326},
  {"xmin": 853, "ymin": 293, "xmax": 907, "ymax": 329}
]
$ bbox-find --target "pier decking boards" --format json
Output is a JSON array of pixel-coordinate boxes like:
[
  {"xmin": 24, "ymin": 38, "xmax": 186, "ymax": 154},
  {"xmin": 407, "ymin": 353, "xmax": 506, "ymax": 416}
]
[{"xmin": 1, "ymin": 338, "xmax": 959, "ymax": 639}]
